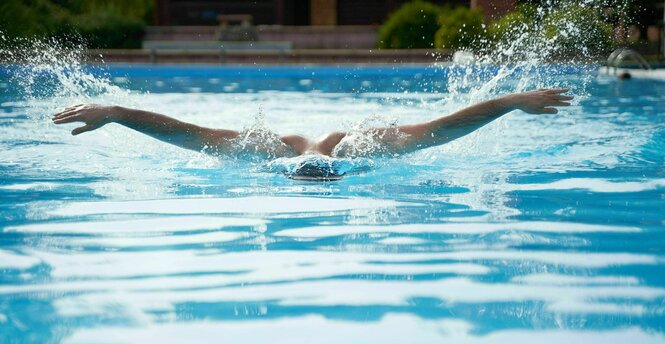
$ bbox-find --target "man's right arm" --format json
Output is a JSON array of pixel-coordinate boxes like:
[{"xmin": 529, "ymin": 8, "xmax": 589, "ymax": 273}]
[{"xmin": 53, "ymin": 104, "xmax": 239, "ymax": 153}]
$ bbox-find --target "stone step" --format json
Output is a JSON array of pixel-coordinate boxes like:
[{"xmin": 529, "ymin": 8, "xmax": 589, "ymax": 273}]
[
  {"xmin": 145, "ymin": 25, "xmax": 378, "ymax": 49},
  {"xmin": 142, "ymin": 41, "xmax": 293, "ymax": 51}
]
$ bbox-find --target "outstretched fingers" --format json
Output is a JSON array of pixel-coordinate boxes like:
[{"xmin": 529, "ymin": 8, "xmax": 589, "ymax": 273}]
[
  {"xmin": 545, "ymin": 89, "xmax": 573, "ymax": 107},
  {"xmin": 53, "ymin": 104, "xmax": 84, "ymax": 119},
  {"xmin": 552, "ymin": 94, "xmax": 574, "ymax": 101},
  {"xmin": 550, "ymin": 100, "xmax": 571, "ymax": 106},
  {"xmin": 53, "ymin": 110, "xmax": 78, "ymax": 120},
  {"xmin": 520, "ymin": 88, "xmax": 573, "ymax": 114},
  {"xmin": 52, "ymin": 104, "xmax": 110, "ymax": 136},
  {"xmin": 53, "ymin": 114, "xmax": 82, "ymax": 124},
  {"xmin": 545, "ymin": 88, "xmax": 570, "ymax": 94}
]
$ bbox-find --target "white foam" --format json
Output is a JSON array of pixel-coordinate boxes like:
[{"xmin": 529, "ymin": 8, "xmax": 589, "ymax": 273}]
[
  {"xmin": 508, "ymin": 178, "xmax": 665, "ymax": 193},
  {"xmin": 5, "ymin": 216, "xmax": 266, "ymax": 234},
  {"xmin": 548, "ymin": 300, "xmax": 646, "ymax": 315},
  {"xmin": 12, "ymin": 249, "xmax": 657, "ymax": 281},
  {"xmin": 0, "ymin": 250, "xmax": 41, "ymax": 269},
  {"xmin": 513, "ymin": 274, "xmax": 640, "ymax": 286},
  {"xmin": 48, "ymin": 197, "xmax": 407, "ymax": 216},
  {"xmin": 63, "ymin": 315, "xmax": 665, "ymax": 344},
  {"xmin": 378, "ymin": 237, "xmax": 429, "ymax": 245},
  {"xmin": 0, "ymin": 262, "xmax": 489, "ymax": 298},
  {"xmin": 8, "ymin": 250, "xmax": 492, "ymax": 280},
  {"xmin": 0, "ymin": 182, "xmax": 60, "ymax": 191},
  {"xmin": 71, "ymin": 231, "xmax": 247, "ymax": 247},
  {"xmin": 274, "ymin": 221, "xmax": 641, "ymax": 238},
  {"xmin": 49, "ymin": 277, "xmax": 665, "ymax": 318}
]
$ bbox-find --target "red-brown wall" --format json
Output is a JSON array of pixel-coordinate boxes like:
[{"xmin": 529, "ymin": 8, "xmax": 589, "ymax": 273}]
[{"xmin": 470, "ymin": 0, "xmax": 516, "ymax": 21}]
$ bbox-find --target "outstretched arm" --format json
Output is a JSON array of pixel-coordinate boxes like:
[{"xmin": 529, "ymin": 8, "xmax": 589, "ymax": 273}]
[
  {"xmin": 373, "ymin": 89, "xmax": 573, "ymax": 154},
  {"xmin": 52, "ymin": 104, "xmax": 240, "ymax": 153}
]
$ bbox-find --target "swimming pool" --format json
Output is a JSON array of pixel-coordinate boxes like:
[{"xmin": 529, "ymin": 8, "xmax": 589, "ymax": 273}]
[{"xmin": 1, "ymin": 63, "xmax": 664, "ymax": 343}]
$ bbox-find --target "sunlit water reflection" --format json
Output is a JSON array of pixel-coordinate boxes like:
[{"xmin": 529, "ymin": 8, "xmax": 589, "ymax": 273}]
[{"xmin": 1, "ymin": 64, "xmax": 664, "ymax": 343}]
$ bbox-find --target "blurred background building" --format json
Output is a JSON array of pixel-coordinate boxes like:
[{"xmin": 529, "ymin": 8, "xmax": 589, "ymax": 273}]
[
  {"xmin": 153, "ymin": 0, "xmax": 512, "ymax": 26},
  {"xmin": 1, "ymin": 0, "xmax": 662, "ymax": 63},
  {"xmin": 148, "ymin": 0, "xmax": 517, "ymax": 50}
]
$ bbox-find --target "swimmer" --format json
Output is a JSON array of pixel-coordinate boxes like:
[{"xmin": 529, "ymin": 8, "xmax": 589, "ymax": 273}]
[
  {"xmin": 53, "ymin": 89, "xmax": 573, "ymax": 178},
  {"xmin": 618, "ymin": 71, "xmax": 632, "ymax": 80}
]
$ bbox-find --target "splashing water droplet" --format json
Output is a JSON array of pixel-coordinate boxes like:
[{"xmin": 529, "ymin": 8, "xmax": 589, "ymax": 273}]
[{"xmin": 0, "ymin": 35, "xmax": 132, "ymax": 120}]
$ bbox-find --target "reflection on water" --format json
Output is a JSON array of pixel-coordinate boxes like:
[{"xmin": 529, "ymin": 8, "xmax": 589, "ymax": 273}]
[
  {"xmin": 66, "ymin": 316, "xmax": 665, "ymax": 344},
  {"xmin": 1, "ymin": 186, "xmax": 664, "ymax": 342},
  {"xmin": 1, "ymin": 65, "xmax": 664, "ymax": 342}
]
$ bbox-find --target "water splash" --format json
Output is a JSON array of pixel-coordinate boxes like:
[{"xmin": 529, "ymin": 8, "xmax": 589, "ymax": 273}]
[
  {"xmin": 324, "ymin": 2, "xmax": 627, "ymax": 160},
  {"xmin": 0, "ymin": 0, "xmax": 637, "ymax": 184},
  {"xmin": 332, "ymin": 114, "xmax": 407, "ymax": 158},
  {"xmin": 442, "ymin": 1, "xmax": 628, "ymax": 102},
  {"xmin": 0, "ymin": 35, "xmax": 130, "ymax": 118},
  {"xmin": 227, "ymin": 106, "xmax": 296, "ymax": 161}
]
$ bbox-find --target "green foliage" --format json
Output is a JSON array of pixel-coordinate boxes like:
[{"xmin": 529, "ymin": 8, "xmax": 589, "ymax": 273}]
[
  {"xmin": 487, "ymin": 2, "xmax": 615, "ymax": 57},
  {"xmin": 377, "ymin": 0, "xmax": 443, "ymax": 49},
  {"xmin": 377, "ymin": 1, "xmax": 488, "ymax": 50},
  {"xmin": 0, "ymin": 0, "xmax": 71, "ymax": 37},
  {"xmin": 487, "ymin": 4, "xmax": 537, "ymax": 44},
  {"xmin": 434, "ymin": 6, "xmax": 485, "ymax": 50},
  {"xmin": 75, "ymin": 12, "xmax": 146, "ymax": 49},
  {"xmin": 542, "ymin": 3, "xmax": 615, "ymax": 55},
  {"xmin": 64, "ymin": 0, "xmax": 154, "ymax": 22},
  {"xmin": 0, "ymin": 0, "xmax": 151, "ymax": 49}
]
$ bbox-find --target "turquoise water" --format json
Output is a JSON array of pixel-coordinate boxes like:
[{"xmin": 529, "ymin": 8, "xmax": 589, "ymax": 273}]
[{"xmin": 1, "ymin": 64, "xmax": 664, "ymax": 343}]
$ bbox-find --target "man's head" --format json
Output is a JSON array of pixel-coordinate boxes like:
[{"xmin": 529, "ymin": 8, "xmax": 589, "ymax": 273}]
[{"xmin": 285, "ymin": 157, "xmax": 345, "ymax": 181}]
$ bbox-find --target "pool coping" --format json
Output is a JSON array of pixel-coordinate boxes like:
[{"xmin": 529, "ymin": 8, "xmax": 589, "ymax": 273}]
[{"xmin": 598, "ymin": 66, "xmax": 665, "ymax": 80}]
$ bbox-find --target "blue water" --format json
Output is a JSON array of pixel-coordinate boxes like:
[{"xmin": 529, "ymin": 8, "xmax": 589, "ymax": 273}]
[{"xmin": 1, "ymin": 64, "xmax": 664, "ymax": 343}]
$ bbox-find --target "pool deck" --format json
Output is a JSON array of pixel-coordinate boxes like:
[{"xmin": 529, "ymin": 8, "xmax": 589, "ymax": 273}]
[{"xmin": 598, "ymin": 66, "xmax": 665, "ymax": 80}]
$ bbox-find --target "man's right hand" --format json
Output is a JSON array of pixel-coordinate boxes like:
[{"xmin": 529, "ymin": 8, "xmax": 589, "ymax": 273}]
[{"xmin": 52, "ymin": 104, "xmax": 117, "ymax": 135}]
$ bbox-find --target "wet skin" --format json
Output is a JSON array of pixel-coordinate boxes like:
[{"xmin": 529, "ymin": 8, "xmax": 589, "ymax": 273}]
[{"xmin": 53, "ymin": 89, "xmax": 573, "ymax": 159}]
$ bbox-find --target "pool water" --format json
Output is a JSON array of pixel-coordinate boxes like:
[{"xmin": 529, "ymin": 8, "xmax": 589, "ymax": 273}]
[{"xmin": 1, "ymin": 64, "xmax": 664, "ymax": 343}]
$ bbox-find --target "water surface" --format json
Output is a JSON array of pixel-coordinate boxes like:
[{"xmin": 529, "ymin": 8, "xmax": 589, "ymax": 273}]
[{"xmin": 1, "ymin": 64, "xmax": 664, "ymax": 343}]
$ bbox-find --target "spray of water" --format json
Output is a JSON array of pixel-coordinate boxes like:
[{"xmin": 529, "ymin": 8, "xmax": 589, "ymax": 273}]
[
  {"xmin": 331, "ymin": 114, "xmax": 406, "ymax": 159},
  {"xmin": 444, "ymin": 0, "xmax": 629, "ymax": 100},
  {"xmin": 226, "ymin": 106, "xmax": 296, "ymax": 161},
  {"xmin": 384, "ymin": 0, "xmax": 636, "ymax": 216},
  {"xmin": 0, "ymin": 34, "xmax": 200, "ymax": 199},
  {"xmin": 0, "ymin": 34, "xmax": 130, "ymax": 116},
  {"xmin": 0, "ymin": 0, "xmax": 638, "ymax": 187},
  {"xmin": 323, "ymin": 1, "xmax": 631, "ymax": 161}
]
